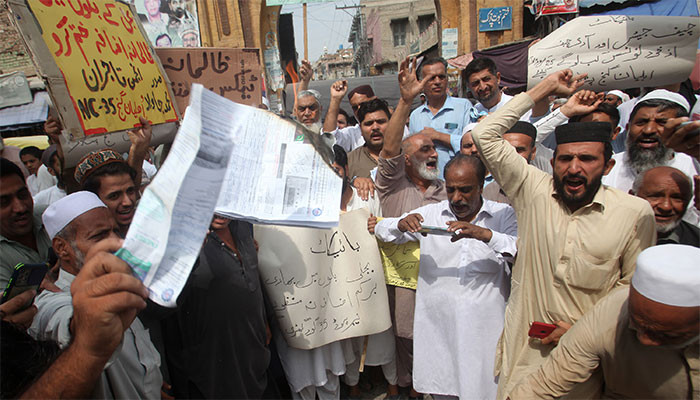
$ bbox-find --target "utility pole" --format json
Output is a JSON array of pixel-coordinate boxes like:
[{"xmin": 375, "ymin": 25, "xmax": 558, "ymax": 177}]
[
  {"xmin": 338, "ymin": 4, "xmax": 367, "ymax": 76},
  {"xmin": 303, "ymin": 3, "xmax": 308, "ymax": 60}
]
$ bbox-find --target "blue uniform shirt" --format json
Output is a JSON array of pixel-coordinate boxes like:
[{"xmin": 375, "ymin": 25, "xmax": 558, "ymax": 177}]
[{"xmin": 409, "ymin": 96, "xmax": 472, "ymax": 178}]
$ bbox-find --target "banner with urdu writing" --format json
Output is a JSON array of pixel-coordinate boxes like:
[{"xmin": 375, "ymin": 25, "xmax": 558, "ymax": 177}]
[{"xmin": 26, "ymin": 0, "xmax": 178, "ymax": 135}]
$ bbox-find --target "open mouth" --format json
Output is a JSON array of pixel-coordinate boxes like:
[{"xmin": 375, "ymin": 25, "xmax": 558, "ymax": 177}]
[
  {"xmin": 564, "ymin": 176, "xmax": 586, "ymax": 193},
  {"xmin": 637, "ymin": 136, "xmax": 659, "ymax": 149},
  {"xmin": 654, "ymin": 214, "xmax": 675, "ymax": 223},
  {"xmin": 370, "ymin": 132, "xmax": 383, "ymax": 140},
  {"xmin": 117, "ymin": 208, "xmax": 135, "ymax": 221},
  {"xmin": 426, "ymin": 159, "xmax": 437, "ymax": 169},
  {"xmin": 13, "ymin": 213, "xmax": 31, "ymax": 227}
]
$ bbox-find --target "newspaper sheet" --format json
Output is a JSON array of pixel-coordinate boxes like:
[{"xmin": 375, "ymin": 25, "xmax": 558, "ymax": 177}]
[
  {"xmin": 215, "ymin": 111, "xmax": 342, "ymax": 228},
  {"xmin": 116, "ymin": 84, "xmax": 234, "ymax": 306}
]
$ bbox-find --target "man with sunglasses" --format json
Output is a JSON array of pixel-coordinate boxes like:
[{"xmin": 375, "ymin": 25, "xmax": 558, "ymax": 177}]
[{"xmin": 408, "ymin": 58, "xmax": 472, "ymax": 179}]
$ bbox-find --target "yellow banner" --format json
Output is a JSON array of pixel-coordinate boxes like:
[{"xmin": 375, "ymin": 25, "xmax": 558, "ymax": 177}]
[
  {"xmin": 377, "ymin": 240, "xmax": 420, "ymax": 290},
  {"xmin": 28, "ymin": 0, "xmax": 178, "ymax": 135}
]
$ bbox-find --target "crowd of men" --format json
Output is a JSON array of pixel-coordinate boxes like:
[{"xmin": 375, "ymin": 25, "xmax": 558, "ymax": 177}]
[{"xmin": 1, "ymin": 51, "xmax": 699, "ymax": 400}]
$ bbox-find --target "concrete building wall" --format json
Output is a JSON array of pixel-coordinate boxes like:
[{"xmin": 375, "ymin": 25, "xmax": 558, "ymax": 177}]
[{"xmin": 361, "ymin": 0, "xmax": 437, "ymax": 72}]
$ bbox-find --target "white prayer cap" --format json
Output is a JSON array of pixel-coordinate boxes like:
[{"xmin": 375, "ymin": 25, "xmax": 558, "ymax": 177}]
[
  {"xmin": 631, "ymin": 244, "xmax": 700, "ymax": 307},
  {"xmin": 638, "ymin": 89, "xmax": 690, "ymax": 113},
  {"xmin": 606, "ymin": 90, "xmax": 630, "ymax": 103},
  {"xmin": 43, "ymin": 191, "xmax": 107, "ymax": 239}
]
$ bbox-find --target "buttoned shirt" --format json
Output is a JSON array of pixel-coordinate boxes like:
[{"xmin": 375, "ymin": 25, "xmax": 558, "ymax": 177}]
[
  {"xmin": 409, "ymin": 96, "xmax": 472, "ymax": 178},
  {"xmin": 376, "ymin": 199, "xmax": 517, "ymax": 399},
  {"xmin": 29, "ymin": 269, "xmax": 163, "ymax": 399},
  {"xmin": 347, "ymin": 146, "xmax": 378, "ymax": 179},
  {"xmin": 375, "ymin": 152, "xmax": 447, "ymax": 339},
  {"xmin": 470, "ymin": 93, "xmax": 656, "ymax": 399},
  {"xmin": 509, "ymin": 286, "xmax": 699, "ymax": 399},
  {"xmin": 0, "ymin": 215, "xmax": 51, "ymax": 288}
]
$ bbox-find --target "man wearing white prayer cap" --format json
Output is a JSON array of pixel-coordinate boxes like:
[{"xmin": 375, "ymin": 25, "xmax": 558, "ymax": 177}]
[
  {"xmin": 509, "ymin": 244, "xmax": 700, "ymax": 399},
  {"xmin": 602, "ymin": 88, "xmax": 700, "ymax": 227},
  {"xmin": 604, "ymin": 90, "xmax": 630, "ymax": 107},
  {"xmin": 29, "ymin": 191, "xmax": 163, "ymax": 399}
]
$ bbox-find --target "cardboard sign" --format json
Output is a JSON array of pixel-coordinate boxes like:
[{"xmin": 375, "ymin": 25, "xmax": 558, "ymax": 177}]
[
  {"xmin": 377, "ymin": 240, "xmax": 420, "ymax": 290},
  {"xmin": 9, "ymin": 0, "xmax": 179, "ymax": 137},
  {"xmin": 156, "ymin": 48, "xmax": 262, "ymax": 110},
  {"xmin": 528, "ymin": 16, "xmax": 700, "ymax": 91},
  {"xmin": 255, "ymin": 209, "xmax": 391, "ymax": 350}
]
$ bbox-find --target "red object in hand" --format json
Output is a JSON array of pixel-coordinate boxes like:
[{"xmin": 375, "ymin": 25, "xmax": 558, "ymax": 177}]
[{"xmin": 528, "ymin": 322, "xmax": 557, "ymax": 339}]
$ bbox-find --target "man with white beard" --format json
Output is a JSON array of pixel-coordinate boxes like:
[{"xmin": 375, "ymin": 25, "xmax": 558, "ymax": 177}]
[
  {"xmin": 374, "ymin": 57, "xmax": 448, "ymax": 396},
  {"xmin": 630, "ymin": 166, "xmax": 699, "ymax": 246},
  {"xmin": 602, "ymin": 89, "xmax": 700, "ymax": 226}
]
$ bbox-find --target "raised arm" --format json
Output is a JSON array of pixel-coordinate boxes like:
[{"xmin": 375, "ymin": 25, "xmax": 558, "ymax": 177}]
[
  {"xmin": 534, "ymin": 90, "xmax": 604, "ymax": 144},
  {"xmin": 380, "ymin": 57, "xmax": 431, "ymax": 159},
  {"xmin": 127, "ymin": 116, "xmax": 152, "ymax": 189},
  {"xmin": 471, "ymin": 70, "xmax": 586, "ymax": 201},
  {"xmin": 323, "ymin": 80, "xmax": 348, "ymax": 133}
]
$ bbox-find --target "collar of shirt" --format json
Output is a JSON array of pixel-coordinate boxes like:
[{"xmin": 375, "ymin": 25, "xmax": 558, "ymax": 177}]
[
  {"xmin": 56, "ymin": 269, "xmax": 76, "ymax": 292},
  {"xmin": 0, "ymin": 215, "xmax": 47, "ymax": 246},
  {"xmin": 550, "ymin": 181, "xmax": 607, "ymax": 213},
  {"xmin": 474, "ymin": 92, "xmax": 513, "ymax": 114},
  {"xmin": 438, "ymin": 197, "xmax": 496, "ymax": 222},
  {"xmin": 417, "ymin": 95, "xmax": 457, "ymax": 117}
]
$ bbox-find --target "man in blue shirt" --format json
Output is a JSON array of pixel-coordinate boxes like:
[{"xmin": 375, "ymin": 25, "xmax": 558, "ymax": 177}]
[{"xmin": 408, "ymin": 57, "xmax": 472, "ymax": 178}]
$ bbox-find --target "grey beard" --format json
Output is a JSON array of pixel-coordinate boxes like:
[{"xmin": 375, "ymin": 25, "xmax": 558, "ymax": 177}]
[
  {"xmin": 72, "ymin": 241, "xmax": 85, "ymax": 269},
  {"xmin": 414, "ymin": 158, "xmax": 439, "ymax": 181},
  {"xmin": 626, "ymin": 140, "xmax": 672, "ymax": 174},
  {"xmin": 656, "ymin": 218, "xmax": 682, "ymax": 235}
]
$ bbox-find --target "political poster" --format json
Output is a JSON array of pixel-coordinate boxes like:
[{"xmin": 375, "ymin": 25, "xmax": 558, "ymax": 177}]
[
  {"xmin": 528, "ymin": 16, "xmax": 700, "ymax": 91},
  {"xmin": 255, "ymin": 208, "xmax": 392, "ymax": 349},
  {"xmin": 8, "ymin": 0, "xmax": 180, "ymax": 166},
  {"xmin": 377, "ymin": 240, "xmax": 420, "ymax": 290},
  {"xmin": 156, "ymin": 48, "xmax": 262, "ymax": 111},
  {"xmin": 133, "ymin": 0, "xmax": 201, "ymax": 48}
]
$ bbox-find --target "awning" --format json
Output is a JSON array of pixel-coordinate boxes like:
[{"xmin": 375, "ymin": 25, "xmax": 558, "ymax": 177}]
[{"xmin": 0, "ymin": 91, "xmax": 49, "ymax": 131}]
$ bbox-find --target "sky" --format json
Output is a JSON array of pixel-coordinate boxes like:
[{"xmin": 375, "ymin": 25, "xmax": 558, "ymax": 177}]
[{"xmin": 280, "ymin": 1, "xmax": 360, "ymax": 63}]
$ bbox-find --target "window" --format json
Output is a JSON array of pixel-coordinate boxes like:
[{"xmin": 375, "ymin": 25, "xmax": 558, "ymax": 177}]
[
  {"xmin": 418, "ymin": 14, "xmax": 435, "ymax": 34},
  {"xmin": 391, "ymin": 18, "xmax": 408, "ymax": 46}
]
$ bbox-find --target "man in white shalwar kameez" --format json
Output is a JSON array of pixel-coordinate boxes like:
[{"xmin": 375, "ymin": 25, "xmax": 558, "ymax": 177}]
[{"xmin": 375, "ymin": 154, "xmax": 517, "ymax": 399}]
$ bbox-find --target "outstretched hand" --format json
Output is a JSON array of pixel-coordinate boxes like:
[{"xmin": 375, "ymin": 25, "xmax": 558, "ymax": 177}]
[
  {"xmin": 127, "ymin": 116, "xmax": 152, "ymax": 155},
  {"xmin": 560, "ymin": 90, "xmax": 604, "ymax": 118},
  {"xmin": 544, "ymin": 69, "xmax": 588, "ymax": 98},
  {"xmin": 398, "ymin": 57, "xmax": 431, "ymax": 103},
  {"xmin": 70, "ymin": 238, "xmax": 148, "ymax": 361}
]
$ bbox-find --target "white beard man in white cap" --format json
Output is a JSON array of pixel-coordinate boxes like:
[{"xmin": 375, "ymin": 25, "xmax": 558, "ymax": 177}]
[
  {"xmin": 508, "ymin": 244, "xmax": 700, "ymax": 399},
  {"xmin": 602, "ymin": 89, "xmax": 700, "ymax": 227},
  {"xmin": 28, "ymin": 191, "xmax": 163, "ymax": 399}
]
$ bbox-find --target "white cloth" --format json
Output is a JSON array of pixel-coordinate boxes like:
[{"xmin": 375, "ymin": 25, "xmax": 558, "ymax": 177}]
[
  {"xmin": 375, "ymin": 199, "xmax": 517, "ymax": 399},
  {"xmin": 32, "ymin": 185, "xmax": 66, "ymax": 217},
  {"xmin": 473, "ymin": 93, "xmax": 539, "ymax": 124},
  {"xmin": 606, "ymin": 90, "xmax": 630, "ymax": 104},
  {"xmin": 35, "ymin": 164, "xmax": 57, "ymax": 193},
  {"xmin": 603, "ymin": 151, "xmax": 700, "ymax": 226},
  {"xmin": 26, "ymin": 174, "xmax": 40, "ymax": 196},
  {"xmin": 638, "ymin": 89, "xmax": 690, "ymax": 113},
  {"xmin": 29, "ymin": 269, "xmax": 162, "ymax": 399},
  {"xmin": 42, "ymin": 191, "xmax": 106, "ymax": 239},
  {"xmin": 632, "ymin": 244, "xmax": 700, "ymax": 307},
  {"xmin": 476, "ymin": 94, "xmax": 553, "ymax": 173},
  {"xmin": 331, "ymin": 124, "xmax": 411, "ymax": 153},
  {"xmin": 343, "ymin": 188, "xmax": 397, "ymax": 385}
]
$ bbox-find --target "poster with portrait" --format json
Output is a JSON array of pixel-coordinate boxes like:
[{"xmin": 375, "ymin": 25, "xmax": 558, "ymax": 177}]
[{"xmin": 134, "ymin": 0, "xmax": 201, "ymax": 48}]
